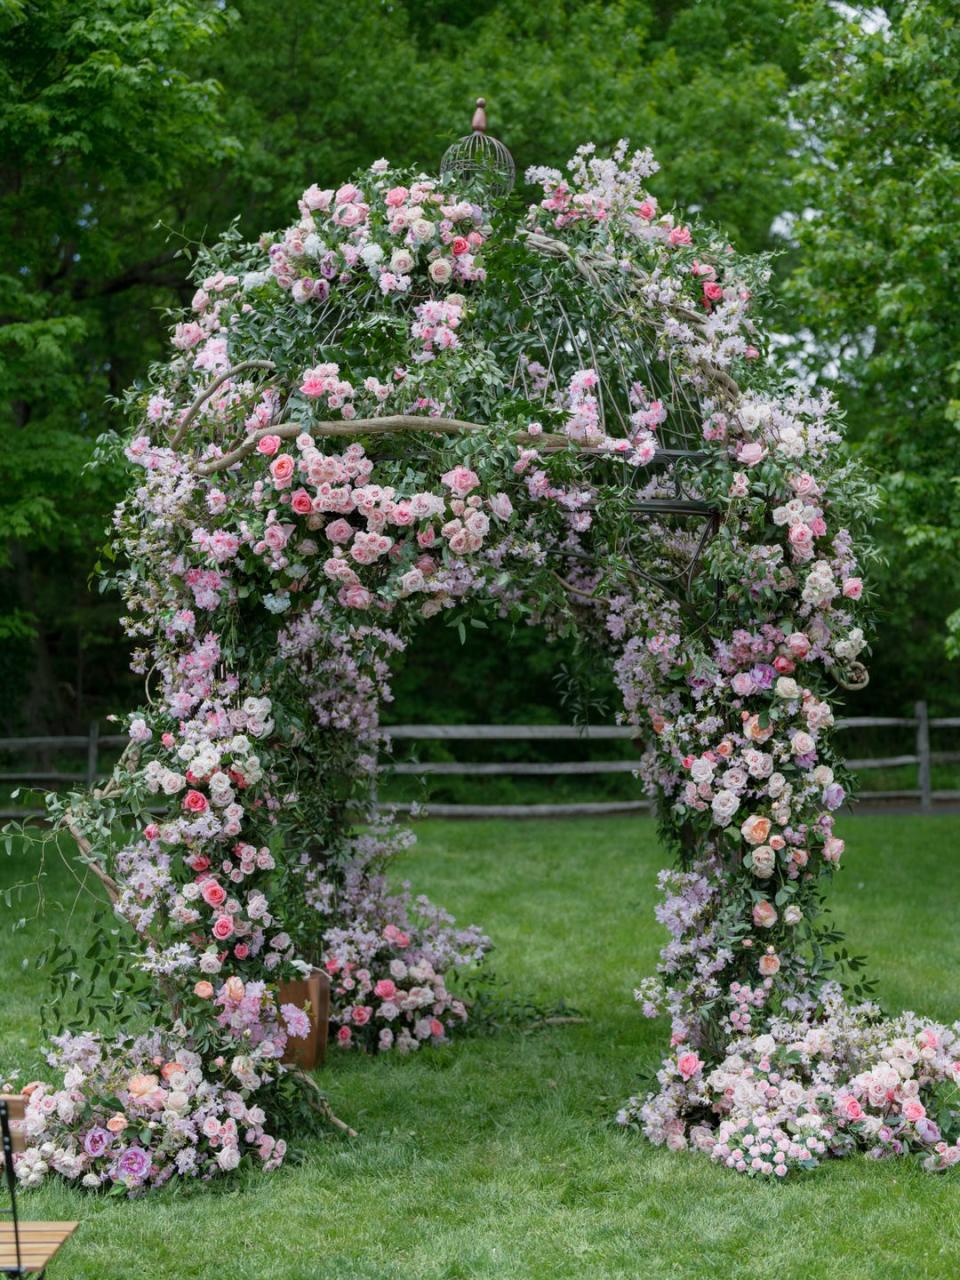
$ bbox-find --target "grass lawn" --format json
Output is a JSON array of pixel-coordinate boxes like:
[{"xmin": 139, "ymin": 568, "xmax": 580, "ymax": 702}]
[{"xmin": 2, "ymin": 814, "xmax": 960, "ymax": 1280}]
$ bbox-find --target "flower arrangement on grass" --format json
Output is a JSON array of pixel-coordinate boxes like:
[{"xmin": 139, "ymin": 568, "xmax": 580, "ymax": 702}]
[{"xmin": 13, "ymin": 138, "xmax": 959, "ymax": 1190}]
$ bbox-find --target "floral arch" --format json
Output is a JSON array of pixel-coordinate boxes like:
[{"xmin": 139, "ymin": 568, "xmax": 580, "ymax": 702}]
[{"xmin": 15, "ymin": 138, "xmax": 960, "ymax": 1192}]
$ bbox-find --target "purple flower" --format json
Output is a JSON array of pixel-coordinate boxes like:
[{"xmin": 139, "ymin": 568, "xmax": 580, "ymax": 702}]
[
  {"xmin": 823, "ymin": 783, "xmax": 846, "ymax": 810},
  {"xmin": 83, "ymin": 1126, "xmax": 112, "ymax": 1158},
  {"xmin": 115, "ymin": 1145, "xmax": 151, "ymax": 1184},
  {"xmin": 281, "ymin": 1003, "xmax": 311, "ymax": 1039},
  {"xmin": 749, "ymin": 664, "xmax": 776, "ymax": 690}
]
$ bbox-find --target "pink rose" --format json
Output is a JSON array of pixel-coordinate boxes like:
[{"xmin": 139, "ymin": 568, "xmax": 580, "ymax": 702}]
[
  {"xmin": 337, "ymin": 1025, "xmax": 352, "ymax": 1044},
  {"xmin": 339, "ymin": 583, "xmax": 372, "ymax": 610},
  {"xmin": 752, "ymin": 900, "xmax": 778, "ymax": 929},
  {"xmin": 384, "ymin": 186, "xmax": 409, "ymax": 208},
  {"xmin": 703, "ymin": 281, "xmax": 723, "ymax": 303},
  {"xmin": 182, "ymin": 789, "xmax": 208, "ymax": 814},
  {"xmin": 200, "ymin": 879, "xmax": 227, "ymax": 908},
  {"xmin": 668, "ymin": 225, "xmax": 692, "ymax": 246},
  {"xmin": 325, "ymin": 518, "xmax": 354, "ymax": 544},
  {"xmin": 257, "ymin": 435, "xmax": 281, "ymax": 456},
  {"xmin": 441, "ymin": 465, "xmax": 479, "ymax": 496},
  {"xmin": 302, "ymin": 185, "xmax": 333, "ymax": 212},
  {"xmin": 822, "ymin": 836, "xmax": 844, "ymax": 865},
  {"xmin": 269, "ymin": 454, "xmax": 295, "ymax": 488},
  {"xmin": 736, "ymin": 442, "xmax": 766, "ymax": 467},
  {"xmin": 636, "ymin": 200, "xmax": 657, "ymax": 220},
  {"xmin": 788, "ymin": 524, "xmax": 814, "ymax": 550},
  {"xmin": 731, "ymin": 672, "xmax": 754, "ymax": 697},
  {"xmin": 903, "ymin": 1100, "xmax": 926, "ymax": 1123},
  {"xmin": 374, "ymin": 979, "xmax": 397, "ymax": 1000},
  {"xmin": 841, "ymin": 1096, "xmax": 864, "ymax": 1122},
  {"xmin": 429, "ymin": 1019, "xmax": 444, "ymax": 1038},
  {"xmin": 352, "ymin": 1006, "xmax": 372, "ymax": 1026},
  {"xmin": 451, "ymin": 236, "xmax": 470, "ymax": 256},
  {"xmin": 677, "ymin": 1052, "xmax": 702, "ymax": 1081},
  {"xmin": 842, "ymin": 577, "xmax": 863, "ymax": 600},
  {"xmin": 212, "ymin": 915, "xmax": 234, "ymax": 941},
  {"xmin": 290, "ymin": 488, "xmax": 313, "ymax": 515},
  {"xmin": 786, "ymin": 632, "xmax": 811, "ymax": 659}
]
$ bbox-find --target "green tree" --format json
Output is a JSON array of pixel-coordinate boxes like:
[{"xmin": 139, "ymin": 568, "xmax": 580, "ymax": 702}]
[
  {"xmin": 785, "ymin": 0, "xmax": 960, "ymax": 709},
  {"xmin": 0, "ymin": 0, "xmax": 235, "ymax": 729}
]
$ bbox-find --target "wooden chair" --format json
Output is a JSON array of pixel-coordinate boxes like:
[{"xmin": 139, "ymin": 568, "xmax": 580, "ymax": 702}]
[{"xmin": 1, "ymin": 1096, "xmax": 77, "ymax": 1277}]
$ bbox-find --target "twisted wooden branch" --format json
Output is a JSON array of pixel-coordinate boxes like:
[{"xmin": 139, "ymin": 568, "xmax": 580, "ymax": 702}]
[
  {"xmin": 195, "ymin": 417, "xmax": 574, "ymax": 475},
  {"xmin": 170, "ymin": 360, "xmax": 277, "ymax": 449}
]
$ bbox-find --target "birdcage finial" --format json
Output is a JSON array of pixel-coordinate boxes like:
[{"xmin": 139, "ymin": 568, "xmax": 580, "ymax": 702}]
[{"xmin": 440, "ymin": 96, "xmax": 515, "ymax": 199}]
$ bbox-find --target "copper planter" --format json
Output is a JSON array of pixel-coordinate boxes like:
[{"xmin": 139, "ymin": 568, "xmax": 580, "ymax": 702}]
[{"xmin": 278, "ymin": 969, "xmax": 330, "ymax": 1069}]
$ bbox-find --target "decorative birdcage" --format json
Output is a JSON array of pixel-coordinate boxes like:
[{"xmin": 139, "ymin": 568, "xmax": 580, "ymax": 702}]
[{"xmin": 440, "ymin": 97, "xmax": 516, "ymax": 199}]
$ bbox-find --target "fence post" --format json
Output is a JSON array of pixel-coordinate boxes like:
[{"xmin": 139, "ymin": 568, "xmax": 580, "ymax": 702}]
[
  {"xmin": 915, "ymin": 700, "xmax": 932, "ymax": 813},
  {"xmin": 86, "ymin": 721, "xmax": 99, "ymax": 786}
]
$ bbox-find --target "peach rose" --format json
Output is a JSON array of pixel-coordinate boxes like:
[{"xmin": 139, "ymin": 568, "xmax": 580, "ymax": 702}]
[
  {"xmin": 194, "ymin": 980, "xmax": 214, "ymax": 999},
  {"xmin": 758, "ymin": 950, "xmax": 781, "ymax": 977},
  {"xmin": 224, "ymin": 976, "xmax": 245, "ymax": 1003},
  {"xmin": 127, "ymin": 1073, "xmax": 159, "ymax": 1099},
  {"xmin": 106, "ymin": 1113, "xmax": 129, "ymax": 1134},
  {"xmin": 752, "ymin": 900, "xmax": 778, "ymax": 929},
  {"xmin": 740, "ymin": 814, "xmax": 772, "ymax": 846}
]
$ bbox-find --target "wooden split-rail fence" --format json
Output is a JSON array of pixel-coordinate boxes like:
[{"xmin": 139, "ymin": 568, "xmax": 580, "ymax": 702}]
[{"xmin": 1, "ymin": 701, "xmax": 958, "ymax": 820}]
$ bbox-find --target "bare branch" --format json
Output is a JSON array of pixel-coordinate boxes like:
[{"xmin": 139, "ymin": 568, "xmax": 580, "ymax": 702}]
[{"xmin": 169, "ymin": 361, "xmax": 277, "ymax": 449}]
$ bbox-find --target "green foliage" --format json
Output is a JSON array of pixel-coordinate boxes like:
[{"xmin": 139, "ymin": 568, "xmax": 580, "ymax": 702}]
[
  {"xmin": 784, "ymin": 0, "xmax": 960, "ymax": 702},
  {"xmin": 0, "ymin": 0, "xmax": 237, "ymax": 728}
]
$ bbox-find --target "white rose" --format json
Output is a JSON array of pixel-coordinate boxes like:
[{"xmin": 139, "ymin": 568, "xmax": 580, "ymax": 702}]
[
  {"xmin": 711, "ymin": 789, "xmax": 740, "ymax": 823},
  {"xmin": 390, "ymin": 249, "xmax": 415, "ymax": 273},
  {"xmin": 690, "ymin": 757, "xmax": 715, "ymax": 784},
  {"xmin": 812, "ymin": 765, "xmax": 834, "ymax": 786},
  {"xmin": 751, "ymin": 846, "xmax": 776, "ymax": 878},
  {"xmin": 411, "ymin": 218, "xmax": 434, "ymax": 241},
  {"xmin": 775, "ymin": 676, "xmax": 800, "ymax": 700},
  {"xmin": 428, "ymin": 258, "xmax": 452, "ymax": 284},
  {"xmin": 791, "ymin": 731, "xmax": 815, "ymax": 756},
  {"xmin": 783, "ymin": 905, "xmax": 803, "ymax": 925}
]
